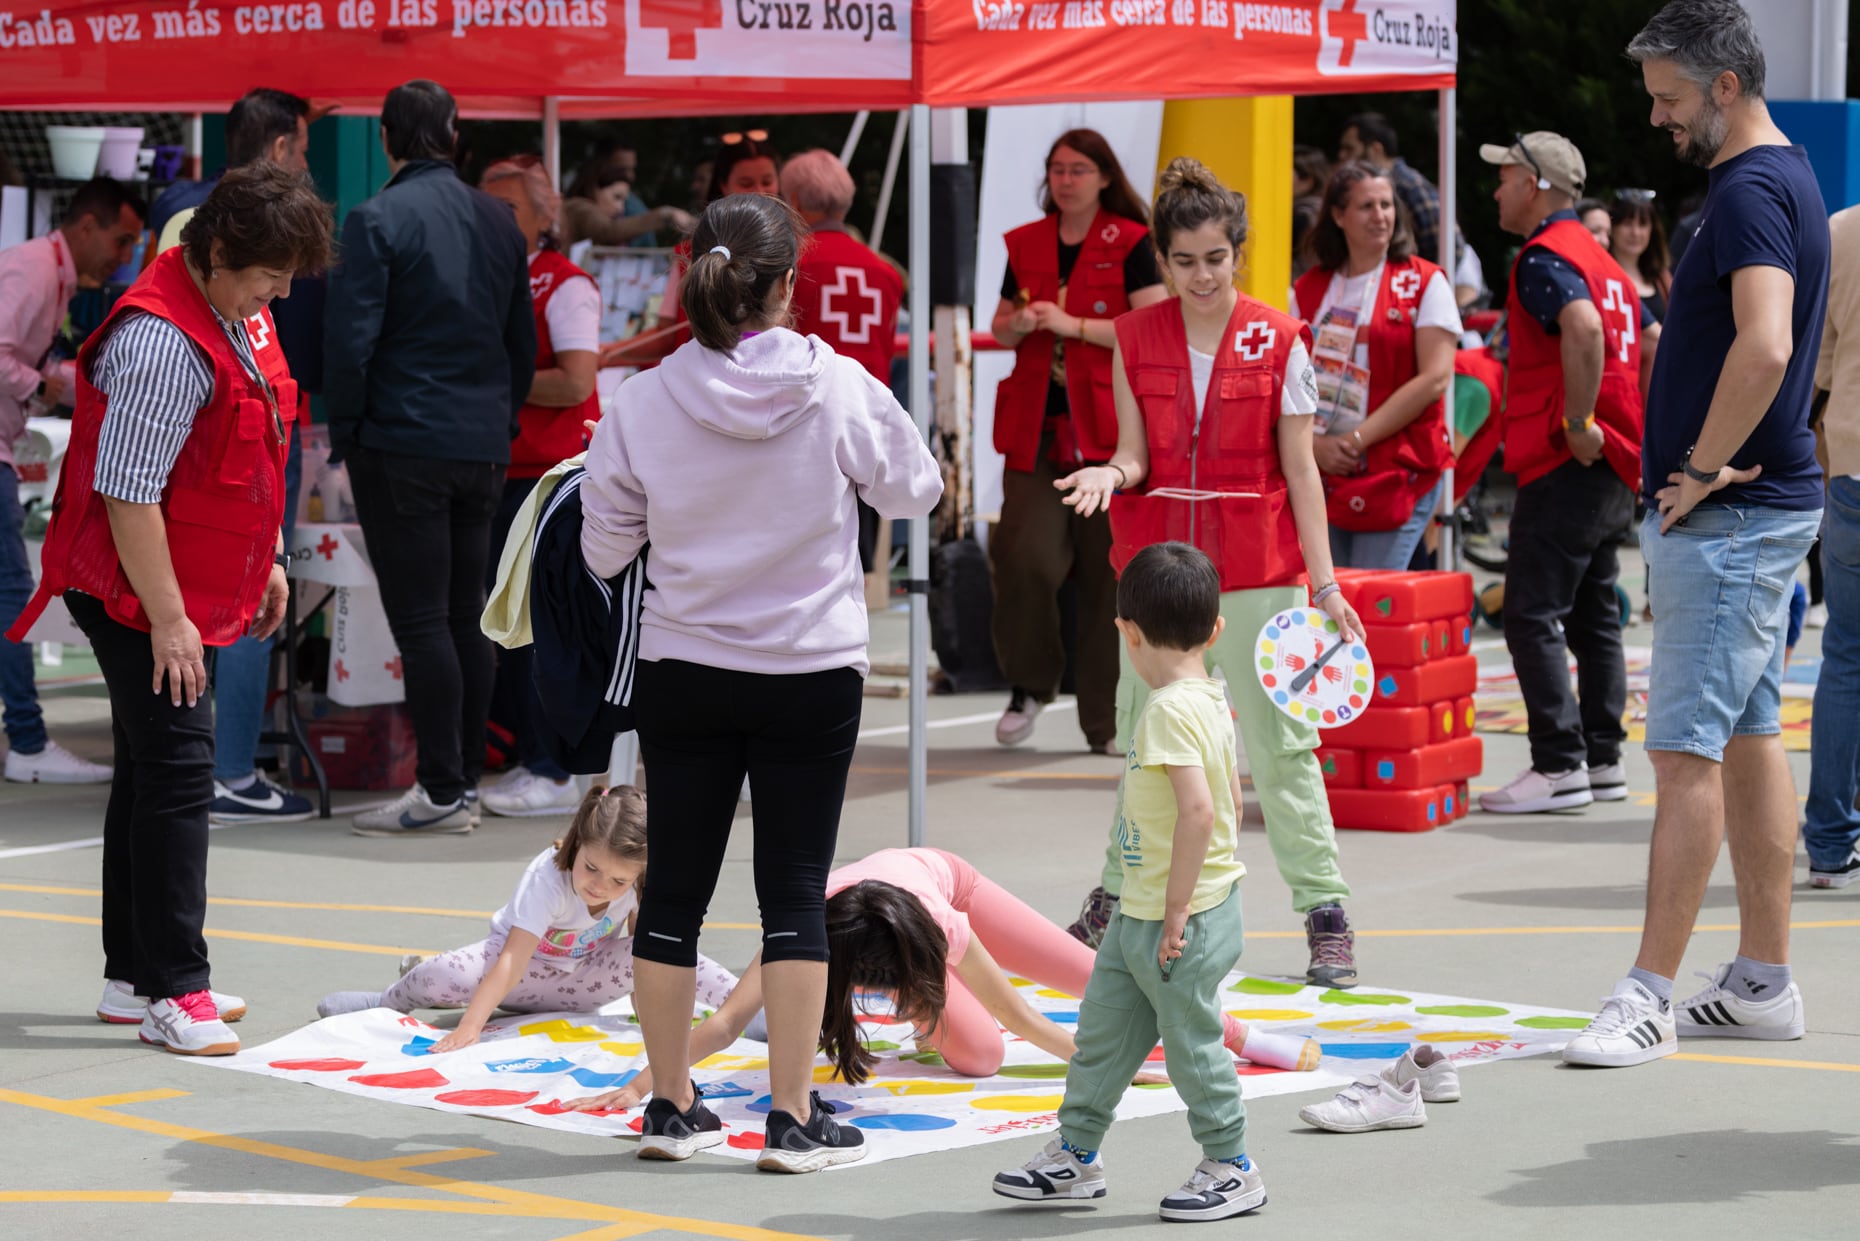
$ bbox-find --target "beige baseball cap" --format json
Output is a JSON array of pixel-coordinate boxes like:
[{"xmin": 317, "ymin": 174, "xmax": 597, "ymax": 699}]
[{"xmin": 1479, "ymin": 131, "xmax": 1586, "ymax": 198}]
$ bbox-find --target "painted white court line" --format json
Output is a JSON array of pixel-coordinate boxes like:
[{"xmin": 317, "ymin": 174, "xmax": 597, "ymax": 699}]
[{"xmin": 856, "ymin": 698, "xmax": 1076, "ymax": 739}]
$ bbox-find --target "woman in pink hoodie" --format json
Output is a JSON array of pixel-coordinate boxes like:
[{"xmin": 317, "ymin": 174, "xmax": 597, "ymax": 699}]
[{"xmin": 580, "ymin": 192, "xmax": 942, "ymax": 1172}]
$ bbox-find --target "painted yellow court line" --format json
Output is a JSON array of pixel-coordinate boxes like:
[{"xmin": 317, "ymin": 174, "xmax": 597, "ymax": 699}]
[
  {"xmin": 0, "ymin": 1087, "xmax": 827, "ymax": 1240},
  {"xmin": 0, "ymin": 909, "xmax": 440, "ymax": 957},
  {"xmin": 363, "ymin": 1147, "xmax": 497, "ymax": 1171},
  {"xmin": 1672, "ymin": 1052, "xmax": 1860, "ymax": 1073},
  {"xmin": 70, "ymin": 1089, "xmax": 190, "ymax": 1108}
]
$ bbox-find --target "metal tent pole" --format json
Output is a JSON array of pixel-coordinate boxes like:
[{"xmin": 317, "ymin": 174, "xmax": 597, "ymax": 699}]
[
  {"xmin": 840, "ymin": 111, "xmax": 871, "ymax": 165},
  {"xmin": 907, "ymin": 102, "xmax": 932, "ymax": 847},
  {"xmin": 872, "ymin": 109, "xmax": 910, "ymax": 255},
  {"xmin": 1437, "ymin": 85, "xmax": 1458, "ymax": 571},
  {"xmin": 543, "ymin": 97, "xmax": 561, "ymax": 188}
]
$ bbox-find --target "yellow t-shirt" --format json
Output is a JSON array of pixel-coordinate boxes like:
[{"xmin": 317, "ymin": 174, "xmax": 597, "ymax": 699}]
[{"xmin": 1113, "ymin": 678, "xmax": 1245, "ymax": 921}]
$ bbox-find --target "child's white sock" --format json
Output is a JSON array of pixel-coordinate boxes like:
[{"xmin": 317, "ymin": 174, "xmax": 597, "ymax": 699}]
[{"xmin": 1231, "ymin": 1023, "xmax": 1322, "ymax": 1071}]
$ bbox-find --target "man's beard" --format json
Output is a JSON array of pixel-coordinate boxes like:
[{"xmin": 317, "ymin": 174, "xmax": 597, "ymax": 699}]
[{"xmin": 1674, "ymin": 97, "xmax": 1730, "ymax": 168}]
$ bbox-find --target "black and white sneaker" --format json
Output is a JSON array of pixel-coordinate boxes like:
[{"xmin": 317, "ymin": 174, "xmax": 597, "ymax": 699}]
[
  {"xmin": 637, "ymin": 1089, "xmax": 725, "ymax": 1161},
  {"xmin": 757, "ymin": 1091, "xmax": 866, "ymax": 1173},
  {"xmin": 1586, "ymin": 761, "xmax": 1628, "ymax": 803},
  {"xmin": 1158, "ymin": 1155, "xmax": 1266, "ymax": 1222},
  {"xmin": 1676, "ymin": 962, "xmax": 1805, "ymax": 1041},
  {"xmin": 993, "ymin": 1137, "xmax": 1107, "ymax": 1201},
  {"xmin": 1562, "ymin": 978, "xmax": 1676, "ymax": 1067},
  {"xmin": 208, "ymin": 773, "xmax": 314, "ymax": 824},
  {"xmin": 1810, "ymin": 847, "xmax": 1860, "ymax": 889}
]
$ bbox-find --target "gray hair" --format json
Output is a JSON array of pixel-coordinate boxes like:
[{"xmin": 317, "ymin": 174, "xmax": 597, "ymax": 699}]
[{"xmin": 1626, "ymin": 0, "xmax": 1766, "ymax": 101}]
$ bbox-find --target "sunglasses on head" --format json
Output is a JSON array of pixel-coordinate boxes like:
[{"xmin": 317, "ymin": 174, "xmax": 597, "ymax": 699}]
[
  {"xmin": 1513, "ymin": 133, "xmax": 1552, "ymax": 191},
  {"xmin": 720, "ymin": 129, "xmax": 770, "ymax": 146},
  {"xmin": 1616, "ymin": 187, "xmax": 1657, "ymax": 204}
]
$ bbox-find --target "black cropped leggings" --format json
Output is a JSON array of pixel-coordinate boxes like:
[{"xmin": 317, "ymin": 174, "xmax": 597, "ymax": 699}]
[{"xmin": 630, "ymin": 658, "xmax": 864, "ymax": 968}]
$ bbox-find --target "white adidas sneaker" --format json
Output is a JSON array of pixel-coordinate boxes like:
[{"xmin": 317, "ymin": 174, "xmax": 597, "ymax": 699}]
[
  {"xmin": 1675, "ymin": 962, "xmax": 1805, "ymax": 1041},
  {"xmin": 1562, "ymin": 978, "xmax": 1676, "ymax": 1067}
]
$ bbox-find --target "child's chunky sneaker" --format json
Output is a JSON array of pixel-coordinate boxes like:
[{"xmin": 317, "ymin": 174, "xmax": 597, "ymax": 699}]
[
  {"xmin": 1066, "ymin": 886, "xmax": 1119, "ymax": 947},
  {"xmin": 1157, "ymin": 1155, "xmax": 1266, "ymax": 1221},
  {"xmin": 757, "ymin": 1091, "xmax": 866, "ymax": 1172},
  {"xmin": 1675, "ymin": 962, "xmax": 1806, "ymax": 1041},
  {"xmin": 992, "ymin": 1138, "xmax": 1107, "ymax": 1201},
  {"xmin": 637, "ymin": 1089, "xmax": 725, "ymax": 1161},
  {"xmin": 98, "ymin": 979, "xmax": 245, "ymax": 1024},
  {"xmin": 1809, "ymin": 847, "xmax": 1860, "ymax": 889},
  {"xmin": 1298, "ymin": 1075, "xmax": 1426, "ymax": 1133},
  {"xmin": 351, "ymin": 784, "xmax": 473, "ymax": 836},
  {"xmin": 138, "ymin": 991, "xmax": 240, "ymax": 1056},
  {"xmin": 1382, "ymin": 1044, "xmax": 1460, "ymax": 1102},
  {"xmin": 1304, "ymin": 904, "xmax": 1357, "ymax": 988},
  {"xmin": 1561, "ymin": 978, "xmax": 1676, "ymax": 1067}
]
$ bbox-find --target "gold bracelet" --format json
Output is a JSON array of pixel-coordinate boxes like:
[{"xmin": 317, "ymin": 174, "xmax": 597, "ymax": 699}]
[{"xmin": 1077, "ymin": 318, "xmax": 1090, "ymax": 342}]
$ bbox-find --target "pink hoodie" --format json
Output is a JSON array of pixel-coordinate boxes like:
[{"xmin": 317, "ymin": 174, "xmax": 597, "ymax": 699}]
[{"xmin": 580, "ymin": 328, "xmax": 942, "ymax": 676}]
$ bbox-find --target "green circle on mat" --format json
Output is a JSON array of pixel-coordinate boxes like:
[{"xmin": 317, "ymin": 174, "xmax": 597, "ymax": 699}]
[
  {"xmin": 1320, "ymin": 989, "xmax": 1412, "ymax": 1006},
  {"xmin": 1134, "ymin": 1081, "xmax": 1173, "ymax": 1090},
  {"xmin": 1305, "ymin": 708, "xmax": 1320, "ymax": 722},
  {"xmin": 1415, "ymin": 1005, "xmax": 1509, "ymax": 1019},
  {"xmin": 1259, "ymin": 657, "xmax": 1273, "ymax": 670},
  {"xmin": 998, "ymin": 1064, "xmax": 1070, "ymax": 1079},
  {"xmin": 1353, "ymin": 680, "xmax": 1369, "ymax": 693},
  {"xmin": 902, "ymin": 1050, "xmax": 947, "ymax": 1066},
  {"xmin": 863, "ymin": 1040, "xmax": 901, "ymax": 1052},
  {"xmin": 1229, "ymin": 977, "xmax": 1305, "ymax": 996},
  {"xmin": 1516, "ymin": 1016, "xmax": 1593, "ymax": 1030}
]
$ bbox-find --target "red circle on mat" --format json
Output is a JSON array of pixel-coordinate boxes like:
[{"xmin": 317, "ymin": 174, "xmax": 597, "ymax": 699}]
[
  {"xmin": 1322, "ymin": 711, "xmax": 1336, "ymax": 725},
  {"xmin": 1237, "ymin": 1064, "xmax": 1284, "ymax": 1077},
  {"xmin": 348, "ymin": 1068, "xmax": 449, "ymax": 1089},
  {"xmin": 1262, "ymin": 674, "xmax": 1277, "ymax": 689},
  {"xmin": 1348, "ymin": 695, "xmax": 1363, "ymax": 709},
  {"xmin": 627, "ymin": 1116, "xmax": 645, "ymax": 1132},
  {"xmin": 728, "ymin": 1132, "xmax": 767, "ymax": 1150},
  {"xmin": 1146, "ymin": 1047, "xmax": 1166, "ymax": 1063},
  {"xmin": 434, "ymin": 1089, "xmax": 538, "ymax": 1107},
  {"xmin": 270, "ymin": 1058, "xmax": 366, "ymax": 1072},
  {"xmin": 528, "ymin": 1100, "xmax": 630, "ymax": 1118}
]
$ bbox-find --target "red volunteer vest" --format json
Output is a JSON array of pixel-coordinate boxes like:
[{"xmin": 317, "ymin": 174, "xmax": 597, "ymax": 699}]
[
  {"xmin": 792, "ymin": 225, "xmax": 903, "ymax": 384},
  {"xmin": 1108, "ymin": 296, "xmax": 1311, "ymax": 592},
  {"xmin": 1504, "ymin": 219, "xmax": 1644, "ymax": 491},
  {"xmin": 510, "ymin": 249, "xmax": 602, "ymax": 480},
  {"xmin": 995, "ymin": 209, "xmax": 1148, "ymax": 473},
  {"xmin": 1452, "ymin": 346, "xmax": 1506, "ymax": 504},
  {"xmin": 9, "ymin": 248, "xmax": 294, "ymax": 646},
  {"xmin": 1293, "ymin": 256, "xmax": 1452, "ymax": 532}
]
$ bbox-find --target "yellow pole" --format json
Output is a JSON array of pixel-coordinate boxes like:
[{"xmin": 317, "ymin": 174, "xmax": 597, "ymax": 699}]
[{"xmin": 1156, "ymin": 96, "xmax": 1294, "ymax": 311}]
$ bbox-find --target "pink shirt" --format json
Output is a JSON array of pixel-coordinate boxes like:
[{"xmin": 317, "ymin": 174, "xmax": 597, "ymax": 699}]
[
  {"xmin": 827, "ymin": 847, "xmax": 977, "ymax": 965},
  {"xmin": 0, "ymin": 232, "xmax": 78, "ymax": 469}
]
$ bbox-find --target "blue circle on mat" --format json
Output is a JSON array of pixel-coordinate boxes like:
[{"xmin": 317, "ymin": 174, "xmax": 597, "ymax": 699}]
[
  {"xmin": 852, "ymin": 1114, "xmax": 957, "ymax": 1132},
  {"xmin": 1319, "ymin": 1042, "xmax": 1410, "ymax": 1060},
  {"xmin": 1265, "ymin": 625, "xmax": 1280, "ymax": 640},
  {"xmin": 747, "ymin": 1094, "xmax": 855, "ymax": 1116},
  {"xmin": 1273, "ymin": 691, "xmax": 1289, "ymax": 705},
  {"xmin": 1352, "ymin": 645, "xmax": 1367, "ymax": 660},
  {"xmin": 1291, "ymin": 610, "xmax": 1307, "ymax": 627},
  {"xmin": 1044, "ymin": 1010, "xmax": 1079, "ymax": 1024}
]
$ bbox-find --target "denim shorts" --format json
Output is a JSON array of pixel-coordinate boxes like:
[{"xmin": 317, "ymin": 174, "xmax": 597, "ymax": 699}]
[{"xmin": 1641, "ymin": 504, "xmax": 1821, "ymax": 760}]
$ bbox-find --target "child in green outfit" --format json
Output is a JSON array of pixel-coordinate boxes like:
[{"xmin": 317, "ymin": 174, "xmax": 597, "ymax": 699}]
[{"xmin": 992, "ymin": 542, "xmax": 1267, "ymax": 1223}]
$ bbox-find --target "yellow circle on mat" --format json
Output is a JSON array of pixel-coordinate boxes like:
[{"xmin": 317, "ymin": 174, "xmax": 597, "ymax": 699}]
[
  {"xmin": 697, "ymin": 1054, "xmax": 768, "ymax": 1070},
  {"xmin": 971, "ymin": 1094, "xmax": 1064, "ymax": 1113},
  {"xmin": 1036, "ymin": 988, "xmax": 1080, "ymax": 1000},
  {"xmin": 1009, "ymin": 977, "xmax": 1034, "ymax": 987},
  {"xmin": 1317, "ymin": 1019, "xmax": 1414, "ymax": 1033},
  {"xmin": 813, "ymin": 1065, "xmax": 847, "ymax": 1083},
  {"xmin": 873, "ymin": 1080, "xmax": 974, "ymax": 1096},
  {"xmin": 598, "ymin": 1041, "xmax": 643, "ymax": 1057},
  {"xmin": 1420, "ymin": 1030, "xmax": 1509, "ymax": 1043},
  {"xmin": 517, "ymin": 1019, "xmax": 607, "ymax": 1042},
  {"xmin": 1228, "ymin": 1009, "xmax": 1314, "ymax": 1021}
]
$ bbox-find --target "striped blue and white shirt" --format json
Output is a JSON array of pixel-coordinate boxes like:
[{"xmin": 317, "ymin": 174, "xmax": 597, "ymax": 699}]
[{"xmin": 92, "ymin": 310, "xmax": 264, "ymax": 505}]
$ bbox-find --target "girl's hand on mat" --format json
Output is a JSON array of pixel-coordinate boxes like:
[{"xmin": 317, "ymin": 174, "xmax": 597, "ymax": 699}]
[
  {"xmin": 430, "ymin": 1026, "xmax": 482, "ymax": 1054},
  {"xmin": 1131, "ymin": 1069, "xmax": 1171, "ymax": 1086},
  {"xmin": 569, "ymin": 1082, "xmax": 647, "ymax": 1112}
]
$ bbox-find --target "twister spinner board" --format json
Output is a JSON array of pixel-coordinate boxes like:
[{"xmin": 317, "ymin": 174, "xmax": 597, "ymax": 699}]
[{"xmin": 1254, "ymin": 608, "xmax": 1375, "ymax": 727}]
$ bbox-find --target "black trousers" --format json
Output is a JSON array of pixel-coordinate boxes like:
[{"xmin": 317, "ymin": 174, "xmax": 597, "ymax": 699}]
[
  {"xmin": 68, "ymin": 592, "xmax": 215, "ymax": 999},
  {"xmin": 1503, "ymin": 459, "xmax": 1635, "ymax": 772},
  {"xmin": 348, "ymin": 448, "xmax": 503, "ymax": 803},
  {"xmin": 630, "ymin": 659, "xmax": 864, "ymax": 968}
]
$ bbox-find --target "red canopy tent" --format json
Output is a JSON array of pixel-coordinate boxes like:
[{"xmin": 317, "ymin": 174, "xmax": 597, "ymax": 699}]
[{"xmin": 0, "ymin": 0, "xmax": 1460, "ymax": 838}]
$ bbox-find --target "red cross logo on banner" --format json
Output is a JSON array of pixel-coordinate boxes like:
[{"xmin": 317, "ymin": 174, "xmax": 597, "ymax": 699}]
[
  {"xmin": 822, "ymin": 267, "xmax": 884, "ymax": 344},
  {"xmin": 246, "ymin": 314, "xmax": 273, "ymax": 351},
  {"xmin": 1325, "ymin": 0, "xmax": 1370, "ymax": 68},
  {"xmin": 385, "ymin": 657, "xmax": 404, "ymax": 681},
  {"xmin": 334, "ymin": 659, "xmax": 350, "ymax": 683},
  {"xmin": 1235, "ymin": 322, "xmax": 1277, "ymax": 362},
  {"xmin": 1390, "ymin": 269, "xmax": 1422, "ymax": 301},
  {"xmin": 638, "ymin": 0, "xmax": 722, "ymax": 59},
  {"xmin": 316, "ymin": 534, "xmax": 339, "ymax": 561}
]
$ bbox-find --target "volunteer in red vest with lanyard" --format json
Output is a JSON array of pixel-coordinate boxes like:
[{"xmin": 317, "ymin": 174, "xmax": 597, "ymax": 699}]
[
  {"xmin": 8, "ymin": 164, "xmax": 332, "ymax": 1055},
  {"xmin": 1477, "ymin": 132, "xmax": 1657, "ymax": 816},
  {"xmin": 783, "ymin": 149, "xmax": 905, "ymax": 577},
  {"xmin": 1055, "ymin": 158, "xmax": 1369, "ymax": 988},
  {"xmin": 477, "ymin": 155, "xmax": 602, "ymax": 819},
  {"xmin": 1292, "ymin": 161, "xmax": 1460, "ymax": 570},
  {"xmin": 989, "ymin": 129, "xmax": 1167, "ymax": 756}
]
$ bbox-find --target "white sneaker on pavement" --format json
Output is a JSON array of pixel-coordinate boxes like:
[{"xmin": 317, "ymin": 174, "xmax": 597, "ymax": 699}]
[
  {"xmin": 995, "ymin": 689, "xmax": 1043, "ymax": 747},
  {"xmin": 1381, "ymin": 1044, "xmax": 1460, "ymax": 1102},
  {"xmin": 5, "ymin": 738, "xmax": 111, "ymax": 784},
  {"xmin": 1297, "ymin": 1075, "xmax": 1426, "ymax": 1133},
  {"xmin": 351, "ymin": 785, "xmax": 473, "ymax": 836},
  {"xmin": 480, "ymin": 767, "xmax": 581, "ymax": 817},
  {"xmin": 992, "ymin": 1137, "xmax": 1107, "ymax": 1201},
  {"xmin": 139, "ymin": 991, "xmax": 240, "ymax": 1055},
  {"xmin": 1479, "ymin": 764, "xmax": 1593, "ymax": 814},
  {"xmin": 1586, "ymin": 761, "xmax": 1628, "ymax": 803},
  {"xmin": 1157, "ymin": 1155, "xmax": 1266, "ymax": 1221},
  {"xmin": 1675, "ymin": 962, "xmax": 1806, "ymax": 1041},
  {"xmin": 1562, "ymin": 978, "xmax": 1676, "ymax": 1067},
  {"xmin": 98, "ymin": 979, "xmax": 245, "ymax": 1024}
]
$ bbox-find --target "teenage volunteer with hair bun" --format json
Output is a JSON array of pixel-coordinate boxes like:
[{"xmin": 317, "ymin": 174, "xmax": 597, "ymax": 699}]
[
  {"xmin": 989, "ymin": 128, "xmax": 1169, "ymax": 759},
  {"xmin": 1054, "ymin": 158, "xmax": 1368, "ymax": 990},
  {"xmin": 579, "ymin": 192, "xmax": 942, "ymax": 1172}
]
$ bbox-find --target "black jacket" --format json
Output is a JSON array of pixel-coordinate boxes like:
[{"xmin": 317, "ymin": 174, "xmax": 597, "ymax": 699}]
[{"xmin": 324, "ymin": 160, "xmax": 536, "ymax": 464}]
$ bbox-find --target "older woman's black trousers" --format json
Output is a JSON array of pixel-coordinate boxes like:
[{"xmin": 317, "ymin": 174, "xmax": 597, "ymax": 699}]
[{"xmin": 67, "ymin": 591, "xmax": 215, "ymax": 1000}]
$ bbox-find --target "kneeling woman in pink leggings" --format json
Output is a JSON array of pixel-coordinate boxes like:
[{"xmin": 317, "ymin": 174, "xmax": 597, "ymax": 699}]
[{"xmin": 571, "ymin": 848, "xmax": 1313, "ymax": 1109}]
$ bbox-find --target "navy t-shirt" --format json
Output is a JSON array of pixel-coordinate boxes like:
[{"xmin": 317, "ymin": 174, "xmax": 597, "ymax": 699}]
[{"xmin": 1642, "ymin": 145, "xmax": 1829, "ymax": 509}]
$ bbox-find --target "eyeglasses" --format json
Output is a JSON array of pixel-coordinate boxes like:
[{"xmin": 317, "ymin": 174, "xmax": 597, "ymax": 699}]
[
  {"xmin": 720, "ymin": 129, "xmax": 770, "ymax": 146},
  {"xmin": 1513, "ymin": 132, "xmax": 1550, "ymax": 189},
  {"xmin": 1616, "ymin": 187, "xmax": 1657, "ymax": 204}
]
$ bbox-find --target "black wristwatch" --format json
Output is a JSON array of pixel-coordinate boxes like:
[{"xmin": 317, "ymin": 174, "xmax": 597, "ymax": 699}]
[
  {"xmin": 1681, "ymin": 447, "xmax": 1722, "ymax": 486},
  {"xmin": 274, "ymin": 552, "xmax": 291, "ymax": 570}
]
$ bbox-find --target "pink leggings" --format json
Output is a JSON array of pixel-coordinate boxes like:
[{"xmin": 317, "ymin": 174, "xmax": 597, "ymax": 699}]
[
  {"xmin": 913, "ymin": 854, "xmax": 1097, "ymax": 1077},
  {"xmin": 382, "ymin": 934, "xmax": 739, "ymax": 1016}
]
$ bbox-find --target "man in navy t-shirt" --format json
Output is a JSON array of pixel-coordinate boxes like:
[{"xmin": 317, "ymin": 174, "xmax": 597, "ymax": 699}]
[{"xmin": 1565, "ymin": 0, "xmax": 1830, "ymax": 1073}]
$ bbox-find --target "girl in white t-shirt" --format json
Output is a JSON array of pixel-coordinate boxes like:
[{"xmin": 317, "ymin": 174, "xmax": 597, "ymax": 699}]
[{"xmin": 314, "ymin": 786, "xmax": 737, "ymax": 1051}]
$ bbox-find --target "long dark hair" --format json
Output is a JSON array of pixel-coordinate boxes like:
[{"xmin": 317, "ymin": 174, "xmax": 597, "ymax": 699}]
[
  {"xmin": 1610, "ymin": 194, "xmax": 1671, "ymax": 291},
  {"xmin": 1302, "ymin": 159, "xmax": 1416, "ymax": 273},
  {"xmin": 681, "ymin": 193, "xmax": 803, "ymax": 351},
  {"xmin": 1038, "ymin": 128, "xmax": 1150, "ymax": 225},
  {"xmin": 819, "ymin": 881, "xmax": 948, "ymax": 1085}
]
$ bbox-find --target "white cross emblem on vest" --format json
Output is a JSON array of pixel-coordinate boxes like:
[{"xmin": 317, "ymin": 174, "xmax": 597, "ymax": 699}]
[
  {"xmin": 1600, "ymin": 278, "xmax": 1637, "ymax": 364},
  {"xmin": 1235, "ymin": 321, "xmax": 1276, "ymax": 361},
  {"xmin": 822, "ymin": 266, "xmax": 884, "ymax": 344},
  {"xmin": 1390, "ymin": 269, "xmax": 1422, "ymax": 301},
  {"xmin": 245, "ymin": 314, "xmax": 273, "ymax": 351}
]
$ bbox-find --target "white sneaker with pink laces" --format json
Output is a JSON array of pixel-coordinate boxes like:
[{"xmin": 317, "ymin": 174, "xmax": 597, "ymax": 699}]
[
  {"xmin": 139, "ymin": 991, "xmax": 240, "ymax": 1055},
  {"xmin": 98, "ymin": 979, "xmax": 246, "ymax": 1024}
]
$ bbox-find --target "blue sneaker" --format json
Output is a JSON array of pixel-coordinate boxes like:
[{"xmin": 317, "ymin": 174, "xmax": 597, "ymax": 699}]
[
  {"xmin": 209, "ymin": 773, "xmax": 314, "ymax": 824},
  {"xmin": 351, "ymin": 785, "xmax": 473, "ymax": 836}
]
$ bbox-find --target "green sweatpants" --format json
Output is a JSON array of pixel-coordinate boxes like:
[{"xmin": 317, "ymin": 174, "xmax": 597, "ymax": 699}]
[
  {"xmin": 1058, "ymin": 884, "xmax": 1248, "ymax": 1159},
  {"xmin": 1100, "ymin": 585, "xmax": 1351, "ymax": 913}
]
